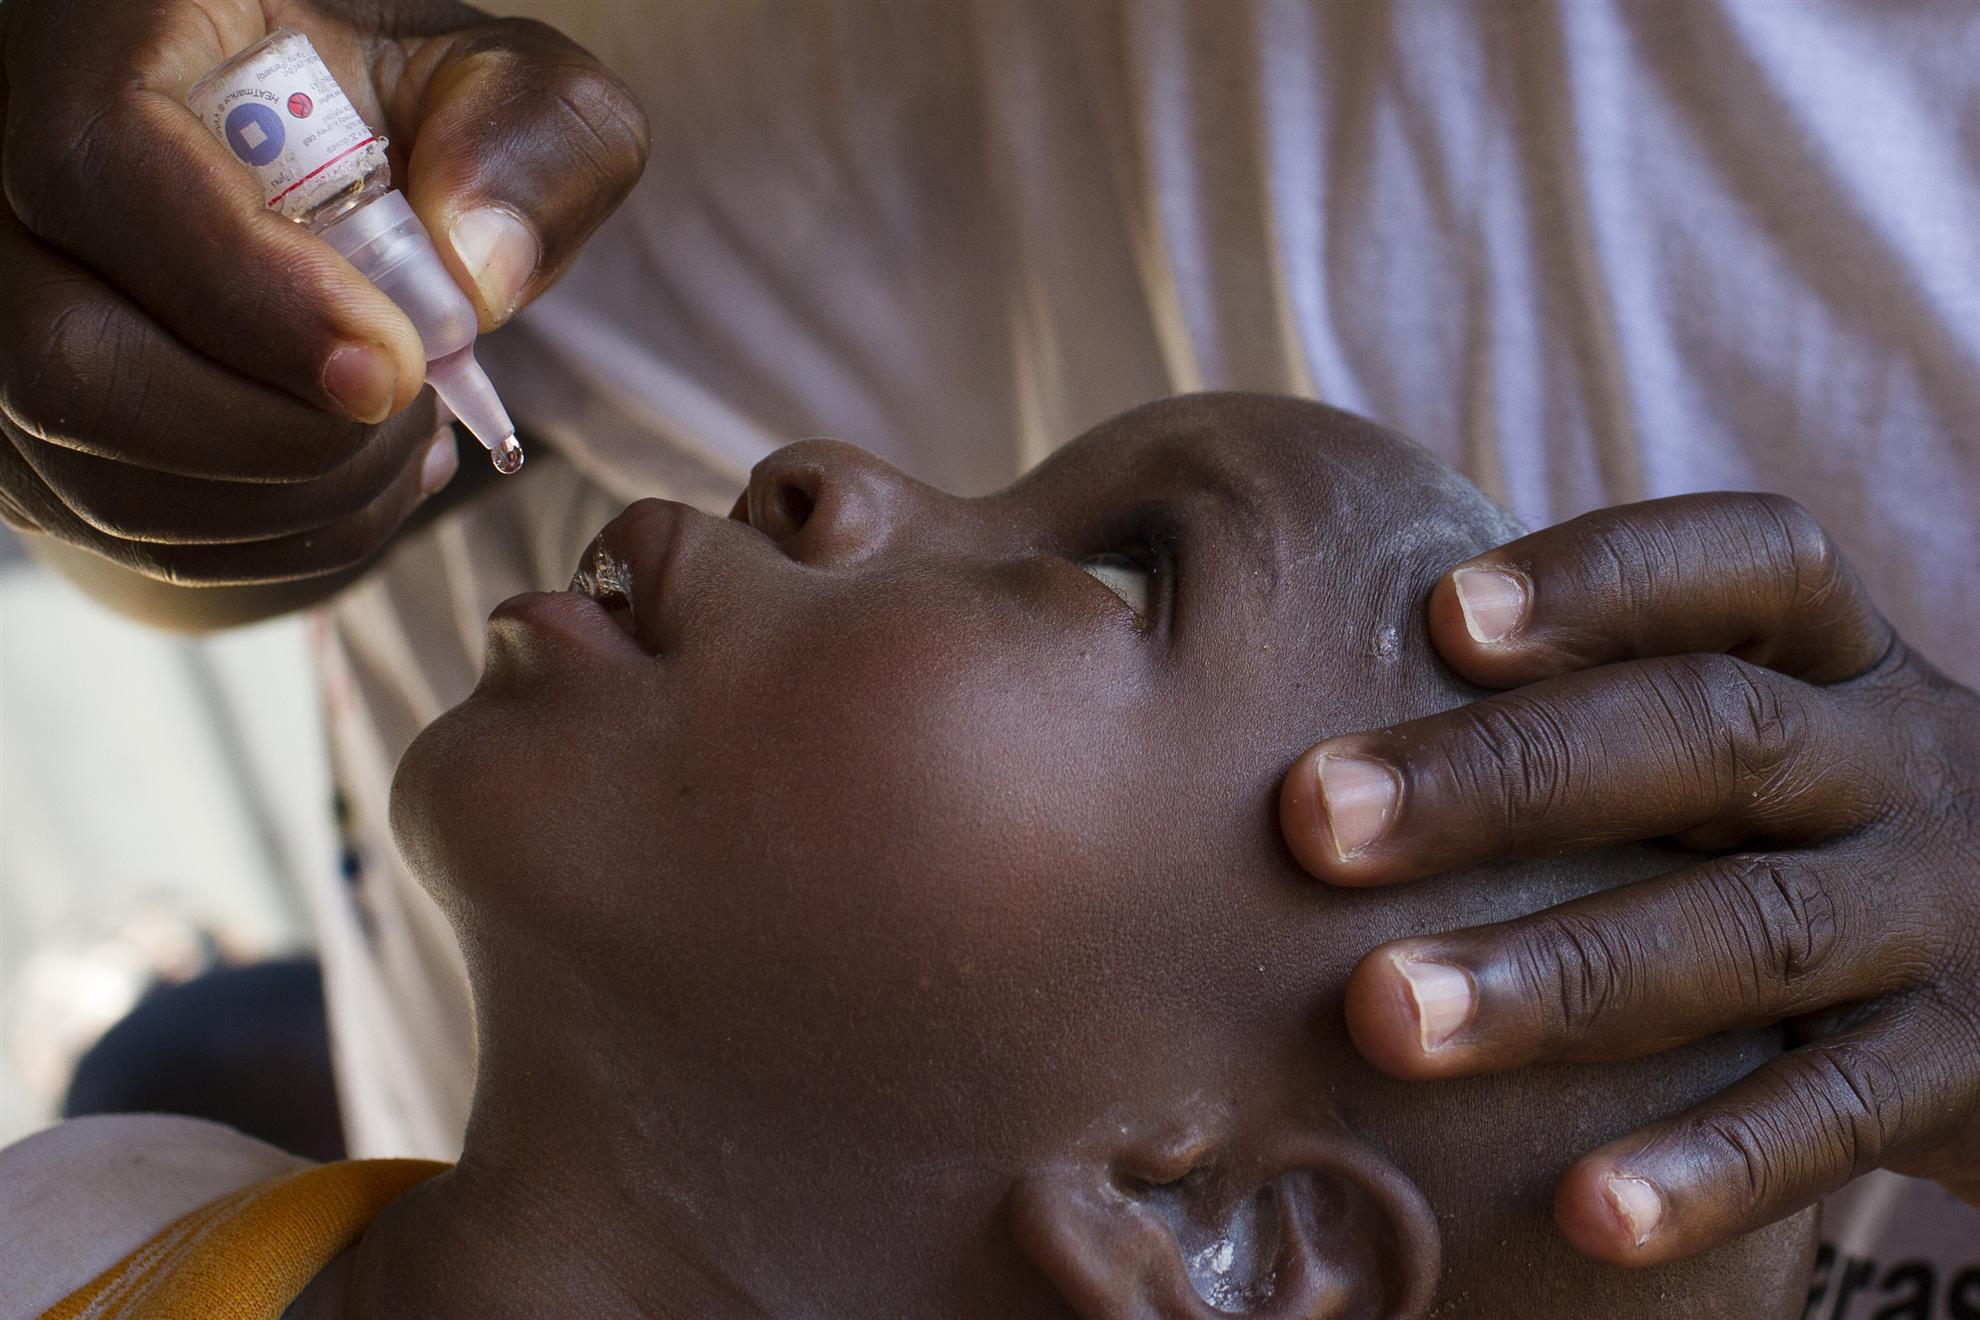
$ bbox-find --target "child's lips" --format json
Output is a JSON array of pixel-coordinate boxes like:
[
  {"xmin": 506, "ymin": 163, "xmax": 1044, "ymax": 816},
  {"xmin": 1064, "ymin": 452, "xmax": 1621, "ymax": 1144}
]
[
  {"xmin": 487, "ymin": 589, "xmax": 646, "ymax": 663},
  {"xmin": 569, "ymin": 544, "xmax": 639, "ymax": 641},
  {"xmin": 568, "ymin": 498, "xmax": 697, "ymax": 658}
]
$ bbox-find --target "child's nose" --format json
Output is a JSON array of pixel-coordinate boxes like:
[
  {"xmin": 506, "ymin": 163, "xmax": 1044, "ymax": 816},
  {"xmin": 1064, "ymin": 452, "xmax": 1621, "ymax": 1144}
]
[{"xmin": 740, "ymin": 439, "xmax": 927, "ymax": 568}]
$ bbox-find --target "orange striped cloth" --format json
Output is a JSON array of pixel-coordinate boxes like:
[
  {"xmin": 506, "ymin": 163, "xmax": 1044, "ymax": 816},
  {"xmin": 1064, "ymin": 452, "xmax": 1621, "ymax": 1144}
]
[{"xmin": 37, "ymin": 1158, "xmax": 447, "ymax": 1320}]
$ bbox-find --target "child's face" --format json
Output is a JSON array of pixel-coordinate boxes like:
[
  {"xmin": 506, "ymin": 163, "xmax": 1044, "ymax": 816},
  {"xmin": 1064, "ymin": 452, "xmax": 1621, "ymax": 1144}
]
[{"xmin": 391, "ymin": 395, "xmax": 1803, "ymax": 1316}]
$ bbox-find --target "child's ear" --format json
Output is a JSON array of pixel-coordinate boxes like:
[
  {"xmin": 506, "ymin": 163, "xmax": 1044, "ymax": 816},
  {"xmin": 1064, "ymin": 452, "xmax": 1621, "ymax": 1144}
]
[{"xmin": 1010, "ymin": 1127, "xmax": 1439, "ymax": 1319}]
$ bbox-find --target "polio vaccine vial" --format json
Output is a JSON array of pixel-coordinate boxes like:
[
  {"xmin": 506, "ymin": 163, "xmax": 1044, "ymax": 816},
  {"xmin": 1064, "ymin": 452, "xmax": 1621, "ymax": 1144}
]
[{"xmin": 188, "ymin": 29, "xmax": 523, "ymax": 473}]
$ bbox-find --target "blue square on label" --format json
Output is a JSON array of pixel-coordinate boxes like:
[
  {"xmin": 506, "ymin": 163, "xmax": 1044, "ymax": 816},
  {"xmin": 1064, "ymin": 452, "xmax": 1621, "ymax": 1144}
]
[{"xmin": 224, "ymin": 103, "xmax": 286, "ymax": 167}]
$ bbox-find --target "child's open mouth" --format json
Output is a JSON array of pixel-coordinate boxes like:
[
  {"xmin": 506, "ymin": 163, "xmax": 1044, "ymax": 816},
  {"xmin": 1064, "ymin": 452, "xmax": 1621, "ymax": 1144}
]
[
  {"xmin": 556, "ymin": 498, "xmax": 707, "ymax": 658},
  {"xmin": 569, "ymin": 544, "xmax": 639, "ymax": 640}
]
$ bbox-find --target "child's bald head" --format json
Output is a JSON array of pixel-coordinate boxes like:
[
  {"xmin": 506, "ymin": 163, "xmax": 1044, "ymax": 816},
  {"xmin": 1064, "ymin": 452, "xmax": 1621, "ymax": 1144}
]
[{"xmin": 394, "ymin": 393, "xmax": 1812, "ymax": 1316}]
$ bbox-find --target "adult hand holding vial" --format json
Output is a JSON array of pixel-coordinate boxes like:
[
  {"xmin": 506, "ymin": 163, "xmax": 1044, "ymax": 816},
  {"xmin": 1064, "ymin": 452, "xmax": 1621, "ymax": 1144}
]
[
  {"xmin": 190, "ymin": 28, "xmax": 523, "ymax": 474},
  {"xmin": 0, "ymin": 2, "xmax": 647, "ymax": 594}
]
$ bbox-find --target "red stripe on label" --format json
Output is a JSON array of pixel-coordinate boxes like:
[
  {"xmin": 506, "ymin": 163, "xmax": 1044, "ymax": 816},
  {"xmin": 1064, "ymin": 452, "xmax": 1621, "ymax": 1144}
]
[{"xmin": 264, "ymin": 135, "xmax": 382, "ymax": 209}]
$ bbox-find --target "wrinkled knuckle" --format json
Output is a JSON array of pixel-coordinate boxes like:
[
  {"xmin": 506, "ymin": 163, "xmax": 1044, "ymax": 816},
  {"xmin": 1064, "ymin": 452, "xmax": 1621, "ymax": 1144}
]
[
  {"xmin": 1791, "ymin": 1043, "xmax": 1904, "ymax": 1177},
  {"xmin": 1567, "ymin": 510, "xmax": 1668, "ymax": 614},
  {"xmin": 1446, "ymin": 698, "xmax": 1575, "ymax": 827},
  {"xmin": 1680, "ymin": 653, "xmax": 1803, "ymax": 787},
  {"xmin": 1716, "ymin": 855, "xmax": 1839, "ymax": 992},
  {"xmin": 1514, "ymin": 913, "xmax": 1635, "ymax": 1036},
  {"xmin": 1691, "ymin": 1110, "xmax": 1781, "ymax": 1208},
  {"xmin": 1734, "ymin": 679, "xmax": 1804, "ymax": 787},
  {"xmin": 1752, "ymin": 493, "xmax": 1833, "ymax": 581}
]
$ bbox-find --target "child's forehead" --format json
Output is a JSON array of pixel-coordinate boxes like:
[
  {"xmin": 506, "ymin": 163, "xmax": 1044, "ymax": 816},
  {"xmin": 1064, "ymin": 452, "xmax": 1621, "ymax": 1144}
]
[
  {"xmin": 1025, "ymin": 394, "xmax": 1517, "ymax": 601},
  {"xmin": 1007, "ymin": 395, "xmax": 1528, "ymax": 762}
]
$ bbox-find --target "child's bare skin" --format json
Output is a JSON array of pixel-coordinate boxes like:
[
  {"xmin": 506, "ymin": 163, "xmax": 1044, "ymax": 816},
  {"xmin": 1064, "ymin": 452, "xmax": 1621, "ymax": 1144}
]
[{"xmin": 331, "ymin": 394, "xmax": 1810, "ymax": 1317}]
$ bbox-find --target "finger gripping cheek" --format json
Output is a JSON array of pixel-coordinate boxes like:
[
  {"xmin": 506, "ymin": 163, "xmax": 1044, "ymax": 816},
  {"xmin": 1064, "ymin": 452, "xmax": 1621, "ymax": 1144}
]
[
  {"xmin": 1276, "ymin": 745, "xmax": 1408, "ymax": 884},
  {"xmin": 1555, "ymin": 1159, "xmax": 1673, "ymax": 1265},
  {"xmin": 1433, "ymin": 493, "xmax": 1899, "ymax": 688},
  {"xmin": 1344, "ymin": 949, "xmax": 1478, "ymax": 1080},
  {"xmin": 1428, "ymin": 560, "xmax": 1601, "ymax": 688},
  {"xmin": 1448, "ymin": 564, "xmax": 1531, "ymax": 646}
]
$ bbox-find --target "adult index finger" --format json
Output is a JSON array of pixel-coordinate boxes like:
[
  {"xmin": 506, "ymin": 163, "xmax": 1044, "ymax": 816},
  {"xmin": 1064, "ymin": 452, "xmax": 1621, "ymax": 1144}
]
[
  {"xmin": 1426, "ymin": 493, "xmax": 1895, "ymax": 690},
  {"xmin": 1278, "ymin": 653, "xmax": 1883, "ymax": 886},
  {"xmin": 1, "ymin": 2, "xmax": 426, "ymax": 423},
  {"xmin": 1341, "ymin": 846, "xmax": 1921, "ymax": 1082}
]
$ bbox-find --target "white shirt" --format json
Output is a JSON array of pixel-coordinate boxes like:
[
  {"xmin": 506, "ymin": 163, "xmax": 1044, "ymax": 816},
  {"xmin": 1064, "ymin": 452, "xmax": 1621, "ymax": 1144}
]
[
  {"xmin": 307, "ymin": 0, "xmax": 1980, "ymax": 1284},
  {"xmin": 0, "ymin": 1115, "xmax": 305, "ymax": 1319}
]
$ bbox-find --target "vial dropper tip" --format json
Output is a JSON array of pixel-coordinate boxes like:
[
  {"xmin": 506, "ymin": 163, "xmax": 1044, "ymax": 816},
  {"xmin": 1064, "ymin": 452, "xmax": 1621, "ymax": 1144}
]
[{"xmin": 489, "ymin": 435, "xmax": 524, "ymax": 475}]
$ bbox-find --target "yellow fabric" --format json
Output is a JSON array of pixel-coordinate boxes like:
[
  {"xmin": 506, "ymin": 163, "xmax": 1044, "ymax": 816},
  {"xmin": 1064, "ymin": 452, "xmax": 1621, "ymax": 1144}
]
[{"xmin": 38, "ymin": 1158, "xmax": 448, "ymax": 1320}]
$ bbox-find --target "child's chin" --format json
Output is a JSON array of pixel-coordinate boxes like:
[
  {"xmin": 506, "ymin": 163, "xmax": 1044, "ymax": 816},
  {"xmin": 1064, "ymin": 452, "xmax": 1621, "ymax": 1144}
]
[{"xmin": 388, "ymin": 697, "xmax": 511, "ymax": 885}]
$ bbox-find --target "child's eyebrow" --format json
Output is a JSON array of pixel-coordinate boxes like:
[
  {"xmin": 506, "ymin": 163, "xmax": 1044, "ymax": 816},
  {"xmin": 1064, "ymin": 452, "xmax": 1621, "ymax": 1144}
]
[{"xmin": 1152, "ymin": 442, "xmax": 1284, "ymax": 597}]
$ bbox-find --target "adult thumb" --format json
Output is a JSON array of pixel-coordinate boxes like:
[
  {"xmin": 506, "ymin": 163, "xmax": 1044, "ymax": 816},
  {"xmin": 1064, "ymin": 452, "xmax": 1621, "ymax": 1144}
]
[{"xmin": 398, "ymin": 17, "xmax": 650, "ymax": 329}]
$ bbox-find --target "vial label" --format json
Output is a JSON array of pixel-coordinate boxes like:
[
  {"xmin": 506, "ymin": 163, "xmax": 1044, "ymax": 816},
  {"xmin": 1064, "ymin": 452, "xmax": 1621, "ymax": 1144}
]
[{"xmin": 188, "ymin": 30, "xmax": 388, "ymax": 221}]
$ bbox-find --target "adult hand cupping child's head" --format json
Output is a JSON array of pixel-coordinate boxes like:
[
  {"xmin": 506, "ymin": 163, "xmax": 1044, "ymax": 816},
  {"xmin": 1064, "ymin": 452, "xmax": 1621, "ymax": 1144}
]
[{"xmin": 1286, "ymin": 481, "xmax": 1980, "ymax": 1269}]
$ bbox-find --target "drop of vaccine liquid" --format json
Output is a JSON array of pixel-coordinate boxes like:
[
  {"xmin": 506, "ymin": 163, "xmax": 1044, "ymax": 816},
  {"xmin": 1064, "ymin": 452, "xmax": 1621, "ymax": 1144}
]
[{"xmin": 489, "ymin": 437, "xmax": 525, "ymax": 474}]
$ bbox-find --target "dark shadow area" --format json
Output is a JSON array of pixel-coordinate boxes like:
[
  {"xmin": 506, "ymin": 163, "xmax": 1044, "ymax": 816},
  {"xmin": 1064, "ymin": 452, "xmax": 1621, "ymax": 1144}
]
[{"xmin": 62, "ymin": 956, "xmax": 346, "ymax": 1163}]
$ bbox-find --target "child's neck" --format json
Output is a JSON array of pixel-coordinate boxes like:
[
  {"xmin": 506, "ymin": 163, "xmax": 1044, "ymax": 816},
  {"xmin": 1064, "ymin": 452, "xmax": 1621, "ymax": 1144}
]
[
  {"xmin": 336, "ymin": 1171, "xmax": 752, "ymax": 1314},
  {"xmin": 336, "ymin": 1150, "xmax": 762, "ymax": 1318}
]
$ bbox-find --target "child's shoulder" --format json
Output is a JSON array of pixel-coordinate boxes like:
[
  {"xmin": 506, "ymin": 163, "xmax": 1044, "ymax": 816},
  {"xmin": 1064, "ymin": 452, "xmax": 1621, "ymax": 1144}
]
[{"xmin": 0, "ymin": 1114, "xmax": 307, "ymax": 1318}]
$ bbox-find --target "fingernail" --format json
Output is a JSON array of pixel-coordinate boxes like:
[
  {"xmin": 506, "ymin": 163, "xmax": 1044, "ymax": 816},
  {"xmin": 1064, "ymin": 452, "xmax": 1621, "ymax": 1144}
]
[
  {"xmin": 1316, "ymin": 755, "xmax": 1400, "ymax": 860},
  {"xmin": 449, "ymin": 206, "xmax": 540, "ymax": 323},
  {"xmin": 1604, "ymin": 1175, "xmax": 1665, "ymax": 1250},
  {"xmin": 1453, "ymin": 566, "xmax": 1529, "ymax": 644},
  {"xmin": 420, "ymin": 428, "xmax": 459, "ymax": 496},
  {"xmin": 1393, "ymin": 955, "xmax": 1473, "ymax": 1052},
  {"xmin": 323, "ymin": 345, "xmax": 398, "ymax": 424}
]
